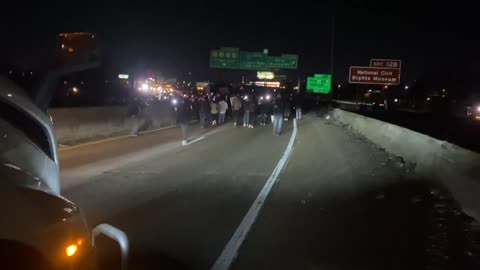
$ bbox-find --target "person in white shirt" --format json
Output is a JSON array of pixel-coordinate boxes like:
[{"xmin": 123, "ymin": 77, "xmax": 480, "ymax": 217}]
[
  {"xmin": 218, "ymin": 99, "xmax": 228, "ymax": 125},
  {"xmin": 210, "ymin": 101, "xmax": 219, "ymax": 126}
]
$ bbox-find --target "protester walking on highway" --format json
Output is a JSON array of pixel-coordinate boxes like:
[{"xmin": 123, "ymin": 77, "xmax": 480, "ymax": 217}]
[
  {"xmin": 273, "ymin": 94, "xmax": 285, "ymax": 136},
  {"xmin": 259, "ymin": 98, "xmax": 268, "ymax": 125},
  {"xmin": 295, "ymin": 93, "xmax": 303, "ymax": 121},
  {"xmin": 284, "ymin": 97, "xmax": 291, "ymax": 121},
  {"xmin": 218, "ymin": 98, "xmax": 228, "ymax": 125},
  {"xmin": 177, "ymin": 97, "xmax": 191, "ymax": 146},
  {"xmin": 198, "ymin": 95, "xmax": 209, "ymax": 128},
  {"xmin": 127, "ymin": 97, "xmax": 146, "ymax": 136},
  {"xmin": 243, "ymin": 96, "xmax": 251, "ymax": 127},
  {"xmin": 210, "ymin": 99, "xmax": 219, "ymax": 126},
  {"xmin": 248, "ymin": 98, "xmax": 256, "ymax": 128},
  {"xmin": 231, "ymin": 95, "xmax": 242, "ymax": 126}
]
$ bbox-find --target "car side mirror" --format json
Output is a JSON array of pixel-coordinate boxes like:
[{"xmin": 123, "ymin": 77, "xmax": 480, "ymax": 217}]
[{"xmin": 92, "ymin": 223, "xmax": 129, "ymax": 270}]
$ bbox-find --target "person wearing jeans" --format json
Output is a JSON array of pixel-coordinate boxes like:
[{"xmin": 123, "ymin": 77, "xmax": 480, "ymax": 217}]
[
  {"xmin": 177, "ymin": 98, "xmax": 191, "ymax": 145},
  {"xmin": 230, "ymin": 96, "xmax": 242, "ymax": 126},
  {"xmin": 272, "ymin": 94, "xmax": 285, "ymax": 135},
  {"xmin": 273, "ymin": 113, "xmax": 283, "ymax": 135},
  {"xmin": 296, "ymin": 107, "xmax": 302, "ymax": 120},
  {"xmin": 243, "ymin": 109, "xmax": 250, "ymax": 127},
  {"xmin": 218, "ymin": 99, "xmax": 228, "ymax": 125},
  {"xmin": 295, "ymin": 94, "xmax": 303, "ymax": 121}
]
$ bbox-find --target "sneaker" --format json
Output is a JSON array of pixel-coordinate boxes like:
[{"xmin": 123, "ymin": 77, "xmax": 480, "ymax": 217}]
[
  {"xmin": 181, "ymin": 140, "xmax": 188, "ymax": 146},
  {"xmin": 249, "ymin": 125, "xmax": 254, "ymax": 128},
  {"xmin": 234, "ymin": 122, "xmax": 237, "ymax": 126},
  {"xmin": 243, "ymin": 123, "xmax": 247, "ymax": 127}
]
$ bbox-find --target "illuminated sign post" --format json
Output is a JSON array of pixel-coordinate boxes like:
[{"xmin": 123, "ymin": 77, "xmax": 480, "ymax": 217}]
[
  {"xmin": 118, "ymin": 74, "xmax": 129, "ymax": 79},
  {"xmin": 306, "ymin": 74, "xmax": 331, "ymax": 94},
  {"xmin": 349, "ymin": 67, "xmax": 400, "ymax": 85},
  {"xmin": 257, "ymin": 71, "xmax": 275, "ymax": 80}
]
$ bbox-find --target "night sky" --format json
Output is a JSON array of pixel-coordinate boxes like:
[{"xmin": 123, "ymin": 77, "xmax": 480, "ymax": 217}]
[{"xmin": 2, "ymin": 1, "xmax": 478, "ymax": 90}]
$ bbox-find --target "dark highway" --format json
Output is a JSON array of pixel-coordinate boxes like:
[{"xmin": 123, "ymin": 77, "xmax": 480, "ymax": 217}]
[{"xmin": 59, "ymin": 114, "xmax": 479, "ymax": 270}]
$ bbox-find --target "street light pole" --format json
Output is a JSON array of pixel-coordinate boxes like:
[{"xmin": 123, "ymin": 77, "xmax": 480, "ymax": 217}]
[{"xmin": 330, "ymin": 14, "xmax": 335, "ymax": 97}]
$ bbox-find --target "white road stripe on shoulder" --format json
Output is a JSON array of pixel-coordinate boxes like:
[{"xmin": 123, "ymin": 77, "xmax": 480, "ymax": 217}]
[
  {"xmin": 211, "ymin": 119, "xmax": 298, "ymax": 270},
  {"xmin": 185, "ymin": 136, "xmax": 205, "ymax": 145}
]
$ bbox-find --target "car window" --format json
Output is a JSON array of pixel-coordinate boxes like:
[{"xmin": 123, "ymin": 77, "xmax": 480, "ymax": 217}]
[{"xmin": 0, "ymin": 98, "xmax": 53, "ymax": 160}]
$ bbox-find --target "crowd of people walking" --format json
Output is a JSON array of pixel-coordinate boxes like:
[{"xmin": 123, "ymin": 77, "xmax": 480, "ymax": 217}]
[{"xmin": 173, "ymin": 91, "xmax": 304, "ymax": 145}]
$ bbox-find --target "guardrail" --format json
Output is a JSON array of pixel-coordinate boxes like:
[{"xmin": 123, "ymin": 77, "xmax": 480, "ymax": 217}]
[
  {"xmin": 49, "ymin": 102, "xmax": 176, "ymax": 145},
  {"xmin": 332, "ymin": 108, "xmax": 480, "ymax": 221}
]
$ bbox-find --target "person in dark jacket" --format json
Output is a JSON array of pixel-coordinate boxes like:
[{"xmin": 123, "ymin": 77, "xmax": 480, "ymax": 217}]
[
  {"xmin": 177, "ymin": 97, "xmax": 191, "ymax": 145},
  {"xmin": 128, "ymin": 98, "xmax": 146, "ymax": 135},
  {"xmin": 248, "ymin": 98, "xmax": 256, "ymax": 128},
  {"xmin": 295, "ymin": 94, "xmax": 304, "ymax": 120},
  {"xmin": 273, "ymin": 94, "xmax": 285, "ymax": 135},
  {"xmin": 284, "ymin": 98, "xmax": 291, "ymax": 120},
  {"xmin": 259, "ymin": 98, "xmax": 268, "ymax": 125},
  {"xmin": 198, "ymin": 95, "xmax": 209, "ymax": 128}
]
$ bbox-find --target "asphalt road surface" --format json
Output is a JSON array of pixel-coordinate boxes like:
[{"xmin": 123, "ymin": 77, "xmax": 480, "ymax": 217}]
[{"xmin": 60, "ymin": 113, "xmax": 479, "ymax": 270}]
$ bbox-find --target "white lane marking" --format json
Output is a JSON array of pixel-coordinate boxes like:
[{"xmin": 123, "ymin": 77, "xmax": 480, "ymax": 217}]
[
  {"xmin": 211, "ymin": 119, "xmax": 298, "ymax": 270},
  {"xmin": 138, "ymin": 125, "xmax": 175, "ymax": 135},
  {"xmin": 58, "ymin": 134, "xmax": 133, "ymax": 151},
  {"xmin": 185, "ymin": 136, "xmax": 205, "ymax": 145}
]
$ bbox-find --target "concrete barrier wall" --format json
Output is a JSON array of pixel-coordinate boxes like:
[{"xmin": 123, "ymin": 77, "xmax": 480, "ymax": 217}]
[
  {"xmin": 49, "ymin": 102, "xmax": 176, "ymax": 144},
  {"xmin": 332, "ymin": 108, "xmax": 480, "ymax": 220}
]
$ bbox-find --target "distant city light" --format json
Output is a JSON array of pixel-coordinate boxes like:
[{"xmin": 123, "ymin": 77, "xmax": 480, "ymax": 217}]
[
  {"xmin": 476, "ymin": 106, "xmax": 480, "ymax": 112},
  {"xmin": 337, "ymin": 84, "xmax": 341, "ymax": 88},
  {"xmin": 266, "ymin": 94, "xmax": 271, "ymax": 100},
  {"xmin": 141, "ymin": 83, "xmax": 149, "ymax": 91},
  {"xmin": 7, "ymin": 93, "xmax": 12, "ymax": 97},
  {"xmin": 442, "ymin": 89, "xmax": 446, "ymax": 92},
  {"xmin": 171, "ymin": 99, "xmax": 178, "ymax": 105},
  {"xmin": 384, "ymin": 85, "xmax": 388, "ymax": 89},
  {"xmin": 394, "ymin": 98, "xmax": 398, "ymax": 103},
  {"xmin": 72, "ymin": 87, "xmax": 78, "ymax": 93},
  {"xmin": 404, "ymin": 86, "xmax": 409, "ymax": 90},
  {"xmin": 426, "ymin": 97, "xmax": 431, "ymax": 101}
]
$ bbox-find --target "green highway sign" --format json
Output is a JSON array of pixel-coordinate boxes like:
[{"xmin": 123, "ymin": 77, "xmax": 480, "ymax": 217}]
[
  {"xmin": 267, "ymin": 54, "xmax": 298, "ymax": 69},
  {"xmin": 239, "ymin": 51, "xmax": 267, "ymax": 70},
  {"xmin": 307, "ymin": 74, "xmax": 331, "ymax": 94},
  {"xmin": 210, "ymin": 47, "xmax": 240, "ymax": 69},
  {"xmin": 210, "ymin": 47, "xmax": 298, "ymax": 70}
]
